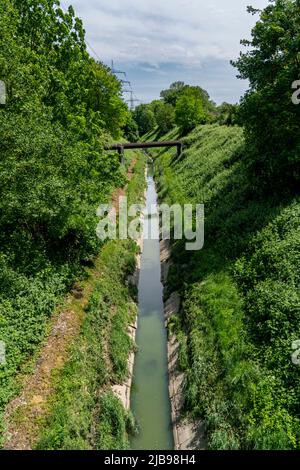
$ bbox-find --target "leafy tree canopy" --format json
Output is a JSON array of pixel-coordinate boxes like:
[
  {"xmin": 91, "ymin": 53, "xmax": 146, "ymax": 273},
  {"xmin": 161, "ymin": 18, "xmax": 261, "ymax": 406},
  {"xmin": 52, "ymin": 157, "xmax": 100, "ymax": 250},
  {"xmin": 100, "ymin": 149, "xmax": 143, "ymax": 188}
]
[
  {"xmin": 175, "ymin": 87, "xmax": 209, "ymax": 133},
  {"xmin": 217, "ymin": 102, "xmax": 240, "ymax": 126},
  {"xmin": 232, "ymin": 0, "xmax": 300, "ymax": 188},
  {"xmin": 0, "ymin": 0, "xmax": 129, "ymax": 263}
]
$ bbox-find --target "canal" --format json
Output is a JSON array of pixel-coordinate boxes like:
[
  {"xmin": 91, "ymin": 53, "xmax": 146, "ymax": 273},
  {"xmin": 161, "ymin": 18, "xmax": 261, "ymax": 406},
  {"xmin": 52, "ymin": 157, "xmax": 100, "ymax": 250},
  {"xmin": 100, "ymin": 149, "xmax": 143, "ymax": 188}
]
[{"xmin": 130, "ymin": 168, "xmax": 174, "ymax": 450}]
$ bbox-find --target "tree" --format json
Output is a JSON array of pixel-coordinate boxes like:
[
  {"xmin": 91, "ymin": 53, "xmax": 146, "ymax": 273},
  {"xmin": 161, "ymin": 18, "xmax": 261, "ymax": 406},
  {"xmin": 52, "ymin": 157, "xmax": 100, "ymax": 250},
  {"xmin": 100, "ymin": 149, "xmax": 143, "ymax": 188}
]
[
  {"xmin": 232, "ymin": 0, "xmax": 300, "ymax": 188},
  {"xmin": 152, "ymin": 102, "xmax": 175, "ymax": 134},
  {"xmin": 123, "ymin": 112, "xmax": 139, "ymax": 142},
  {"xmin": 217, "ymin": 102, "xmax": 239, "ymax": 126},
  {"xmin": 175, "ymin": 88, "xmax": 208, "ymax": 133},
  {"xmin": 0, "ymin": 0, "xmax": 129, "ymax": 267},
  {"xmin": 161, "ymin": 82, "xmax": 215, "ymax": 112},
  {"xmin": 133, "ymin": 104, "xmax": 156, "ymax": 135}
]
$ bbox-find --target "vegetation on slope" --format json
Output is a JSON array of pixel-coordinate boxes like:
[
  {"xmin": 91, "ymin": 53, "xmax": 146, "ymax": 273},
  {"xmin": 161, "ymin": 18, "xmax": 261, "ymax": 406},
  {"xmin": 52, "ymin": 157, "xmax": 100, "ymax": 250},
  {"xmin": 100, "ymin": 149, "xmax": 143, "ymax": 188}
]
[
  {"xmin": 232, "ymin": 1, "xmax": 300, "ymax": 188},
  {"xmin": 0, "ymin": 0, "xmax": 131, "ymax": 446},
  {"xmin": 152, "ymin": 124, "xmax": 300, "ymax": 449}
]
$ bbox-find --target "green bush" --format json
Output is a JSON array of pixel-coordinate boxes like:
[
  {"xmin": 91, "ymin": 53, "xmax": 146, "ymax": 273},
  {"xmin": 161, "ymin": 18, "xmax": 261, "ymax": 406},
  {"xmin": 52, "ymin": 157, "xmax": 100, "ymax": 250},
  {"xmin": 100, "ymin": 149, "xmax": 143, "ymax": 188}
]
[
  {"xmin": 154, "ymin": 123, "xmax": 300, "ymax": 449},
  {"xmin": 154, "ymin": 103, "xmax": 175, "ymax": 134},
  {"xmin": 232, "ymin": 1, "xmax": 300, "ymax": 188}
]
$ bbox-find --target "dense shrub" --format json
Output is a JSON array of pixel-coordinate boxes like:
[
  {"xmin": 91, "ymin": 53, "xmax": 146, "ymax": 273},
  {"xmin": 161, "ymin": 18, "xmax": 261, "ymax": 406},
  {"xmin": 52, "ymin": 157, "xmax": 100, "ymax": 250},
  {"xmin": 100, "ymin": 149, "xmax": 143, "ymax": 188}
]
[
  {"xmin": 35, "ymin": 153, "xmax": 146, "ymax": 450},
  {"xmin": 175, "ymin": 87, "xmax": 209, "ymax": 133},
  {"xmin": 154, "ymin": 124, "xmax": 300, "ymax": 449},
  {"xmin": 0, "ymin": 0, "xmax": 129, "ymax": 444}
]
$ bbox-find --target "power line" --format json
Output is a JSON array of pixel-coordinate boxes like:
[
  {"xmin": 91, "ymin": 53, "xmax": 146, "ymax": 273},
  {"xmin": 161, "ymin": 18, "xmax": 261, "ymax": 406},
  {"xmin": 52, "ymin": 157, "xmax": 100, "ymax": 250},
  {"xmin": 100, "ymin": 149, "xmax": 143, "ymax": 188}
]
[{"xmin": 59, "ymin": 2, "xmax": 141, "ymax": 109}]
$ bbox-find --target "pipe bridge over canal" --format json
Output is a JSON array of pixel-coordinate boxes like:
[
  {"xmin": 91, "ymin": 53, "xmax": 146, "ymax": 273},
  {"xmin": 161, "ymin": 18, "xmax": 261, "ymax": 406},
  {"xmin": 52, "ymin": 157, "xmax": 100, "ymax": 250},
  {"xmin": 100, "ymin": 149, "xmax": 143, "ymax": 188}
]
[{"xmin": 105, "ymin": 141, "xmax": 183, "ymax": 163}]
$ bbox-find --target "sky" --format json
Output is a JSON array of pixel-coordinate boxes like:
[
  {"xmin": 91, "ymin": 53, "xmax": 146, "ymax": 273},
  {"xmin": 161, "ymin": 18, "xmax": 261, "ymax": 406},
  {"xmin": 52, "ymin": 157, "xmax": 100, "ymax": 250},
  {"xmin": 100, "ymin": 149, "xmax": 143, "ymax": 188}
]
[{"xmin": 66, "ymin": 0, "xmax": 269, "ymax": 105}]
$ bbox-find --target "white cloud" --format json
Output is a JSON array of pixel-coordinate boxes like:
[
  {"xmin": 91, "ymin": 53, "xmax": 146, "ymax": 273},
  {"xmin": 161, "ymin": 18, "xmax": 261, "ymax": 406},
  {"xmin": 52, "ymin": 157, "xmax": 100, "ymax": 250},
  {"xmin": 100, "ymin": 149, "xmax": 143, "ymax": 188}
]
[
  {"xmin": 69, "ymin": 0, "xmax": 268, "ymax": 65},
  {"xmin": 61, "ymin": 0, "xmax": 269, "ymax": 103}
]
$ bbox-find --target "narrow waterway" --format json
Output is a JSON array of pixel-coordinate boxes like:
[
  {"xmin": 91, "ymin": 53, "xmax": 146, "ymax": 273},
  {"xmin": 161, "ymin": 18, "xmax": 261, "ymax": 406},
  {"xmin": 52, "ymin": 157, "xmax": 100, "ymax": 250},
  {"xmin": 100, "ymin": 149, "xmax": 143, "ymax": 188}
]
[{"xmin": 130, "ymin": 168, "xmax": 174, "ymax": 450}]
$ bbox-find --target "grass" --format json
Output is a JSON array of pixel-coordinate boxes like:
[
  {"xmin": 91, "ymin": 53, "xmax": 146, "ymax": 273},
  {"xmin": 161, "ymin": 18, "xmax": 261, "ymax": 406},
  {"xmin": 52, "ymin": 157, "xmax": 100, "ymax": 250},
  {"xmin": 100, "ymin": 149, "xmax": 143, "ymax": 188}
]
[
  {"xmin": 36, "ymin": 239, "xmax": 139, "ymax": 450},
  {"xmin": 151, "ymin": 123, "xmax": 300, "ymax": 449}
]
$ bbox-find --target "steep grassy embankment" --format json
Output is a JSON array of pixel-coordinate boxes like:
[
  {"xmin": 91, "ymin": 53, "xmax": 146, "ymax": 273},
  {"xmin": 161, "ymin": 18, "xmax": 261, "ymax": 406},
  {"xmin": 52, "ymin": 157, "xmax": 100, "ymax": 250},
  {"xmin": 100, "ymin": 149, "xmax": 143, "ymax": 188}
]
[
  {"xmin": 36, "ymin": 239, "xmax": 138, "ymax": 450},
  {"xmin": 150, "ymin": 124, "xmax": 300, "ymax": 450}
]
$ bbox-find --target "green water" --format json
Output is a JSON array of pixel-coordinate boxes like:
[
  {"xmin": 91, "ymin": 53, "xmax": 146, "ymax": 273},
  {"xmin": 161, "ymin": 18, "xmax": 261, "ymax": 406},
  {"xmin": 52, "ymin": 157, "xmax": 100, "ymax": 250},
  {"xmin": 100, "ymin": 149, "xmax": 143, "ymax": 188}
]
[{"xmin": 130, "ymin": 171, "xmax": 174, "ymax": 450}]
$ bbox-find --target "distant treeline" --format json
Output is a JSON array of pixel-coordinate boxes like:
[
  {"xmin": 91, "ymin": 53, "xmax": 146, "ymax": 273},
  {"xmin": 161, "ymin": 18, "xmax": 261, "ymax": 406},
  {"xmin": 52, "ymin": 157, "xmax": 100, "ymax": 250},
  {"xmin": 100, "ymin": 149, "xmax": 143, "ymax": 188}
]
[
  {"xmin": 131, "ymin": 0, "xmax": 300, "ymax": 191},
  {"xmin": 129, "ymin": 81, "xmax": 239, "ymax": 139}
]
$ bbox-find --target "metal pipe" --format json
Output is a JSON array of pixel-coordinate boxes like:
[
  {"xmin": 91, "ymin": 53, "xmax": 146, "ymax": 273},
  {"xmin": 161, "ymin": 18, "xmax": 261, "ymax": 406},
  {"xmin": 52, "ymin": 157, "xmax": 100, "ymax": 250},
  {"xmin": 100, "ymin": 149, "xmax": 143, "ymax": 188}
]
[{"xmin": 105, "ymin": 141, "xmax": 182, "ymax": 151}]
